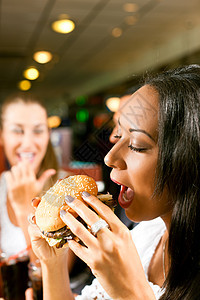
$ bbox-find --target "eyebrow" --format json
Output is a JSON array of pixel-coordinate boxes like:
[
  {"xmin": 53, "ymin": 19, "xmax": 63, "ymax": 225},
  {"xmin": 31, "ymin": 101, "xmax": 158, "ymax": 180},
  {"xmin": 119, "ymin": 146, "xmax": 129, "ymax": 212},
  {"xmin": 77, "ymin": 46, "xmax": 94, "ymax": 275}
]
[
  {"xmin": 7, "ymin": 122, "xmax": 47, "ymax": 127},
  {"xmin": 129, "ymin": 128, "xmax": 155, "ymax": 142},
  {"xmin": 118, "ymin": 118, "xmax": 155, "ymax": 142}
]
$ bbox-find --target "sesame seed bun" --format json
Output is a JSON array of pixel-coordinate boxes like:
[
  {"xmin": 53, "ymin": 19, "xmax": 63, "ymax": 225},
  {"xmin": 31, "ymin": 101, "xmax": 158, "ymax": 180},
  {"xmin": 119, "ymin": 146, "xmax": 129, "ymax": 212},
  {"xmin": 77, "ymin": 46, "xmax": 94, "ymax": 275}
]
[{"xmin": 35, "ymin": 175, "xmax": 98, "ymax": 233}]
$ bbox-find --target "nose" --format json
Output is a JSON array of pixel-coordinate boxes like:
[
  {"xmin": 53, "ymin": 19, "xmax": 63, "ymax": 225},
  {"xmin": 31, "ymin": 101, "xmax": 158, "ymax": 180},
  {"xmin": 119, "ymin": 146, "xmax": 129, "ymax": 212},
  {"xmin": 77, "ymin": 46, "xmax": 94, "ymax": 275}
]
[
  {"xmin": 104, "ymin": 143, "xmax": 126, "ymax": 170},
  {"xmin": 20, "ymin": 131, "xmax": 34, "ymax": 148}
]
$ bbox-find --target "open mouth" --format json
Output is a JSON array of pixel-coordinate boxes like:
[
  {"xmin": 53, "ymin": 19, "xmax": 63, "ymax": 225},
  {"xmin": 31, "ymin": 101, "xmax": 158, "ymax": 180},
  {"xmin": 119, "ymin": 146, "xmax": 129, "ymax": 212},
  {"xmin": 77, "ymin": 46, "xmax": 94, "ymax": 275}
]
[
  {"xmin": 18, "ymin": 152, "xmax": 35, "ymax": 162},
  {"xmin": 111, "ymin": 177, "xmax": 134, "ymax": 209}
]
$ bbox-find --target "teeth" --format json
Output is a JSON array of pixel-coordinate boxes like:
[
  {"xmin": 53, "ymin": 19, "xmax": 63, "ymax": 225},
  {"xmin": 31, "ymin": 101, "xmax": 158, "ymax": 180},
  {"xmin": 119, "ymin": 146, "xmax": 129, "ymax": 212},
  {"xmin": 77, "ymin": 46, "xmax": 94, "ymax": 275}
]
[
  {"xmin": 19, "ymin": 152, "xmax": 34, "ymax": 159},
  {"xmin": 122, "ymin": 191, "xmax": 129, "ymax": 202}
]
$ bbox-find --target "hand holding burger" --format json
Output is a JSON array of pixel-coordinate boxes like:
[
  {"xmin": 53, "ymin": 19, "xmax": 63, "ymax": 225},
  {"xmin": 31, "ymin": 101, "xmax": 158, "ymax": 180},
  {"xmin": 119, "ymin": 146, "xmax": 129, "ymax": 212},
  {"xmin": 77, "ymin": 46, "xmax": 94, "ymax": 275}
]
[{"xmin": 34, "ymin": 175, "xmax": 115, "ymax": 248}]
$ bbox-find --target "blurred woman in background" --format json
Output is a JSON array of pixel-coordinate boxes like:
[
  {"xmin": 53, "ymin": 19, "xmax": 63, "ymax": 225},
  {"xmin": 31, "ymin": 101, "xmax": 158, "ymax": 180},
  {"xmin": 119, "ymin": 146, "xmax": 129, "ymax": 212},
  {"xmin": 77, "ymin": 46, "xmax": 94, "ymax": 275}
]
[{"xmin": 0, "ymin": 92, "xmax": 62, "ymax": 260}]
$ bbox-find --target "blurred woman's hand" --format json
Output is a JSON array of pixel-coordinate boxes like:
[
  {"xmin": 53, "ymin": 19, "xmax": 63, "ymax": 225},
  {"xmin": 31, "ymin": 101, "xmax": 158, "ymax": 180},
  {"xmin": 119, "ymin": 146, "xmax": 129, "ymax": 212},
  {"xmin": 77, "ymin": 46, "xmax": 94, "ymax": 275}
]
[
  {"xmin": 5, "ymin": 160, "xmax": 55, "ymax": 215},
  {"xmin": 25, "ymin": 288, "xmax": 33, "ymax": 300}
]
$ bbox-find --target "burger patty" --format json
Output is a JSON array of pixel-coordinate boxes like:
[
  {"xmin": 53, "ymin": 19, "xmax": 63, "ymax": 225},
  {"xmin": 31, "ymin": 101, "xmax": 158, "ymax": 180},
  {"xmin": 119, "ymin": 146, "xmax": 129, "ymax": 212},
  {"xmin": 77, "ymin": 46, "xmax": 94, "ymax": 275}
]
[{"xmin": 42, "ymin": 216, "xmax": 87, "ymax": 239}]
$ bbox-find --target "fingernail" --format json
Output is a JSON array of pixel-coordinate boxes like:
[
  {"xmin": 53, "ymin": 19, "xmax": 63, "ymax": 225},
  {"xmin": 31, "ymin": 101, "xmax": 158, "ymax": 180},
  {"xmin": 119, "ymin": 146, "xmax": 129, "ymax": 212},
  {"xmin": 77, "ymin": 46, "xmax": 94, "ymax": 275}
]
[
  {"xmin": 65, "ymin": 195, "xmax": 75, "ymax": 203},
  {"xmin": 60, "ymin": 209, "xmax": 66, "ymax": 217},
  {"xmin": 82, "ymin": 191, "xmax": 91, "ymax": 198},
  {"xmin": 31, "ymin": 197, "xmax": 41, "ymax": 207},
  {"xmin": 28, "ymin": 213, "xmax": 36, "ymax": 225}
]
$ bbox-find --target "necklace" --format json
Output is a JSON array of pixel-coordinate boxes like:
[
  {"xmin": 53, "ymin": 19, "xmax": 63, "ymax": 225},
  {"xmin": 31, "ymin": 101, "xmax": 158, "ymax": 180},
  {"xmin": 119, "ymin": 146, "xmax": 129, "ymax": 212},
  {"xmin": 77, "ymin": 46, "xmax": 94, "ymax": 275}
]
[{"xmin": 162, "ymin": 237, "xmax": 168, "ymax": 281}]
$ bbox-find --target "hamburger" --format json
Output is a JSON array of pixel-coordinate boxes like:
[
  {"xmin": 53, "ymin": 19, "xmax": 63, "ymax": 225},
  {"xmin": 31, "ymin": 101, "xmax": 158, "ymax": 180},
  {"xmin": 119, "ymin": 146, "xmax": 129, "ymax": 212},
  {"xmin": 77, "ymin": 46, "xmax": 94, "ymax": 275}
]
[{"xmin": 35, "ymin": 175, "xmax": 115, "ymax": 248}]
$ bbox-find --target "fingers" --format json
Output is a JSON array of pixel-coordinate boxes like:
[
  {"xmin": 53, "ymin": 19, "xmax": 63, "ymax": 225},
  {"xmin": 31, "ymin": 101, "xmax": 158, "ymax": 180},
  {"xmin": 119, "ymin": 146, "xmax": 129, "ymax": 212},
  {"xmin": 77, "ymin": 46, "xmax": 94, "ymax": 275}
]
[
  {"xmin": 28, "ymin": 223, "xmax": 42, "ymax": 242},
  {"xmin": 81, "ymin": 192, "xmax": 125, "ymax": 232},
  {"xmin": 67, "ymin": 239, "xmax": 89, "ymax": 264},
  {"xmin": 63, "ymin": 192, "xmax": 126, "ymax": 235},
  {"xmin": 37, "ymin": 169, "xmax": 56, "ymax": 186},
  {"xmin": 20, "ymin": 160, "xmax": 35, "ymax": 180},
  {"xmin": 9, "ymin": 164, "xmax": 22, "ymax": 181},
  {"xmin": 5, "ymin": 161, "xmax": 35, "ymax": 186},
  {"xmin": 25, "ymin": 288, "xmax": 33, "ymax": 300},
  {"xmin": 32, "ymin": 197, "xmax": 41, "ymax": 208},
  {"xmin": 28, "ymin": 213, "xmax": 36, "ymax": 225},
  {"xmin": 64, "ymin": 195, "xmax": 101, "ymax": 226},
  {"xmin": 60, "ymin": 210, "xmax": 97, "ymax": 247}
]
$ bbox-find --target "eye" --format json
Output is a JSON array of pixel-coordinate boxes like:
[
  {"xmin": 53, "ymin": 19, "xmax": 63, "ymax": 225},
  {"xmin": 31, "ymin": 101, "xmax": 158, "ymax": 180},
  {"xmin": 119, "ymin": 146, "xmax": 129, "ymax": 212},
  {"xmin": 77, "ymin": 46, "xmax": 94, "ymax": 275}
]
[
  {"xmin": 128, "ymin": 144, "xmax": 147, "ymax": 153},
  {"xmin": 33, "ymin": 126, "xmax": 48, "ymax": 134},
  {"xmin": 33, "ymin": 129, "xmax": 44, "ymax": 134},
  {"xmin": 113, "ymin": 134, "xmax": 121, "ymax": 139},
  {"xmin": 11, "ymin": 128, "xmax": 23, "ymax": 134}
]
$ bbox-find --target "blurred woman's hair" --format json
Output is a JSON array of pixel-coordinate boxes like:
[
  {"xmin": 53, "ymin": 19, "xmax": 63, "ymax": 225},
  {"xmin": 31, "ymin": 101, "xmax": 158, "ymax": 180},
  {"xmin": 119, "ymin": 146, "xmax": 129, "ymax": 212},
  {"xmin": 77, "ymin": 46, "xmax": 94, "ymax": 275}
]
[
  {"xmin": 0, "ymin": 92, "xmax": 59, "ymax": 188},
  {"xmin": 145, "ymin": 65, "xmax": 200, "ymax": 299}
]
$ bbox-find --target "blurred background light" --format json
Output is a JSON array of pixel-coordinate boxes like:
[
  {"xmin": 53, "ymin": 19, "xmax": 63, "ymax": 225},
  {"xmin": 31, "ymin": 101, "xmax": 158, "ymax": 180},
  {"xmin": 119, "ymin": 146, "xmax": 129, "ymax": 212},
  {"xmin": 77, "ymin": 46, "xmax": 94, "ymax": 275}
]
[
  {"xmin": 106, "ymin": 97, "xmax": 120, "ymax": 112},
  {"xmin": 18, "ymin": 80, "xmax": 31, "ymax": 91},
  {"xmin": 48, "ymin": 115, "xmax": 62, "ymax": 128},
  {"xmin": 75, "ymin": 95, "xmax": 87, "ymax": 106},
  {"xmin": 123, "ymin": 3, "xmax": 139, "ymax": 12},
  {"xmin": 33, "ymin": 51, "xmax": 53, "ymax": 64},
  {"xmin": 23, "ymin": 67, "xmax": 39, "ymax": 80},
  {"xmin": 111, "ymin": 27, "xmax": 122, "ymax": 38},
  {"xmin": 125, "ymin": 15, "xmax": 138, "ymax": 25},
  {"xmin": 51, "ymin": 16, "xmax": 75, "ymax": 34},
  {"xmin": 76, "ymin": 109, "xmax": 89, "ymax": 122}
]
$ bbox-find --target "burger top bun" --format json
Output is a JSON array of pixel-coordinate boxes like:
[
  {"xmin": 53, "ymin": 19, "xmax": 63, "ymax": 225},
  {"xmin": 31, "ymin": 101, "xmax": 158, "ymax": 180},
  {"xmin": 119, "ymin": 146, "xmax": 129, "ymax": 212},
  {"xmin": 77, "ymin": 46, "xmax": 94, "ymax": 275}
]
[{"xmin": 35, "ymin": 175, "xmax": 98, "ymax": 232}]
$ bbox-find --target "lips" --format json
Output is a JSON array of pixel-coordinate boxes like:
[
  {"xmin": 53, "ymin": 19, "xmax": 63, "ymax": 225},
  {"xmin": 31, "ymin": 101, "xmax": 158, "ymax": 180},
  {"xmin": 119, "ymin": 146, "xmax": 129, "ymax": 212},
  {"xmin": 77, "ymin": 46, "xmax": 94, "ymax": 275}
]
[{"xmin": 111, "ymin": 177, "xmax": 134, "ymax": 209}]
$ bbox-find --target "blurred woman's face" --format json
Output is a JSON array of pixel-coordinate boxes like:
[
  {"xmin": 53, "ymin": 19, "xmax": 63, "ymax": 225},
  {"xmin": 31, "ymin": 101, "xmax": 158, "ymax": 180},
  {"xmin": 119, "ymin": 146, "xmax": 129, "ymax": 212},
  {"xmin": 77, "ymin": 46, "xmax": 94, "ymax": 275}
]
[
  {"xmin": 0, "ymin": 102, "xmax": 50, "ymax": 174},
  {"xmin": 105, "ymin": 85, "xmax": 171, "ymax": 223}
]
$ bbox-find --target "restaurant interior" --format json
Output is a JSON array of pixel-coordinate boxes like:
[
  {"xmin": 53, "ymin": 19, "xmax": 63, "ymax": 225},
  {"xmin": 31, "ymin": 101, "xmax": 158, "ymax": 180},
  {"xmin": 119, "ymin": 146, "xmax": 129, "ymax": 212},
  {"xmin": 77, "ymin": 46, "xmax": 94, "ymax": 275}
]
[
  {"xmin": 1, "ymin": 0, "xmax": 200, "ymax": 299},
  {"xmin": 1, "ymin": 0, "xmax": 200, "ymax": 181}
]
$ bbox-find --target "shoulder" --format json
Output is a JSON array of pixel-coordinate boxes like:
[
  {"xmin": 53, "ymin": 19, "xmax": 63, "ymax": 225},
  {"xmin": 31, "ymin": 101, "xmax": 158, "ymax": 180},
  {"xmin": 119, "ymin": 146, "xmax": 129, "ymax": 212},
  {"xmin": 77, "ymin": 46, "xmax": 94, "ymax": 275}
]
[
  {"xmin": 131, "ymin": 217, "xmax": 166, "ymax": 239},
  {"xmin": 131, "ymin": 217, "xmax": 166, "ymax": 261}
]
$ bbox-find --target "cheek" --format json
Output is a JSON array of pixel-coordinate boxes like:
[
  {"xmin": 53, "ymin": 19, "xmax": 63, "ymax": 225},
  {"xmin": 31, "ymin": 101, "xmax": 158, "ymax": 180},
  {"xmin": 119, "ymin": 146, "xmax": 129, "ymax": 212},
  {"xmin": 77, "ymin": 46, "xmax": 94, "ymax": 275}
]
[
  {"xmin": 1, "ymin": 140, "xmax": 19, "ymax": 166},
  {"xmin": 127, "ymin": 156, "xmax": 157, "ymax": 192},
  {"xmin": 36, "ymin": 135, "xmax": 49, "ymax": 155},
  {"xmin": 2, "ymin": 137, "xmax": 18, "ymax": 154}
]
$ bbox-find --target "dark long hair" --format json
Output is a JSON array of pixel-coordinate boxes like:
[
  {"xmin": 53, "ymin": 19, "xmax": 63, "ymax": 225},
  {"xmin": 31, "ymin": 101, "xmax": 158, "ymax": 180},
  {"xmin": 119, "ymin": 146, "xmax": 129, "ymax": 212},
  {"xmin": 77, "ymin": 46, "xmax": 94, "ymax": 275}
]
[{"xmin": 145, "ymin": 65, "xmax": 200, "ymax": 299}]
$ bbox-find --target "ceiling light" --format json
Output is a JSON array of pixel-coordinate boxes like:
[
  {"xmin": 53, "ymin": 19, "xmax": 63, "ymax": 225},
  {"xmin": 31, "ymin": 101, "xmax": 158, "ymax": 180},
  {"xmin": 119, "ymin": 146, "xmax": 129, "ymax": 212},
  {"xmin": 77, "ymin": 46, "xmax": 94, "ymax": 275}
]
[
  {"xmin": 106, "ymin": 97, "xmax": 120, "ymax": 112},
  {"xmin": 48, "ymin": 116, "xmax": 61, "ymax": 128},
  {"xmin": 23, "ymin": 67, "xmax": 39, "ymax": 80},
  {"xmin": 18, "ymin": 80, "xmax": 31, "ymax": 91},
  {"xmin": 123, "ymin": 3, "xmax": 139, "ymax": 13},
  {"xmin": 125, "ymin": 15, "xmax": 138, "ymax": 25},
  {"xmin": 33, "ymin": 51, "xmax": 53, "ymax": 64},
  {"xmin": 112, "ymin": 28, "xmax": 122, "ymax": 38},
  {"xmin": 51, "ymin": 17, "xmax": 75, "ymax": 34}
]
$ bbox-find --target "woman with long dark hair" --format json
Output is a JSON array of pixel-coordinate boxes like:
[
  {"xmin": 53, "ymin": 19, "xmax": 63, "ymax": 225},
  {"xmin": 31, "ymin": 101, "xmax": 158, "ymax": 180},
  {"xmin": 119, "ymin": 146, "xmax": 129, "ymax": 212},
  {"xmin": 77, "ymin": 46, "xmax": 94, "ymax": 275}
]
[{"xmin": 29, "ymin": 65, "xmax": 200, "ymax": 300}]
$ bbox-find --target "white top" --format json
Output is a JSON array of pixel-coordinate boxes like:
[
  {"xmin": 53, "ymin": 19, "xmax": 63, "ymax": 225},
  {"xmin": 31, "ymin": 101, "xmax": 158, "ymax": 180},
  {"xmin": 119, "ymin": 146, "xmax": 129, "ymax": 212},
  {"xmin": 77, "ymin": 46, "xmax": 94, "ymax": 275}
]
[
  {"xmin": 76, "ymin": 217, "xmax": 166, "ymax": 300},
  {"xmin": 0, "ymin": 173, "xmax": 27, "ymax": 256}
]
